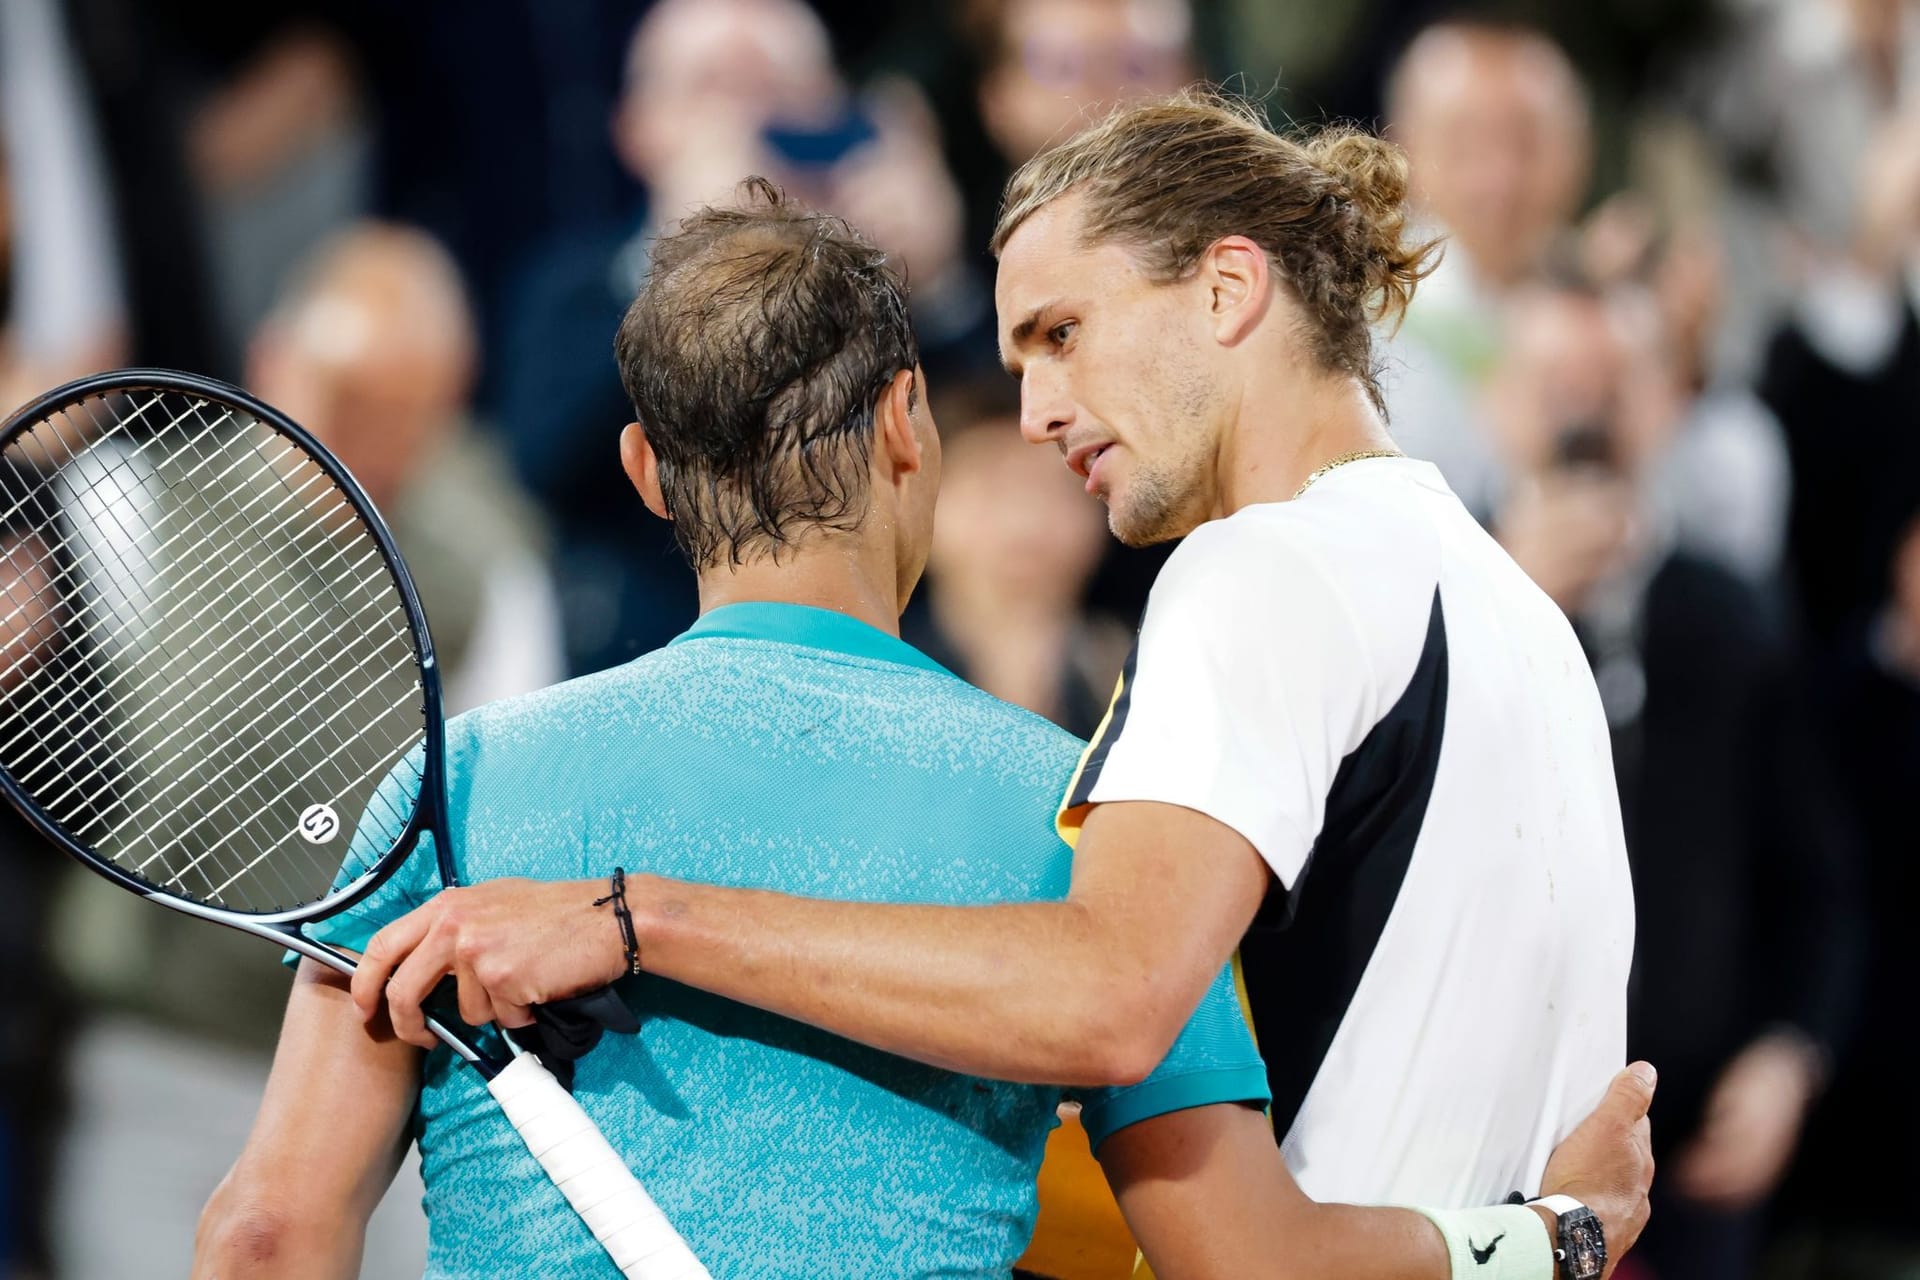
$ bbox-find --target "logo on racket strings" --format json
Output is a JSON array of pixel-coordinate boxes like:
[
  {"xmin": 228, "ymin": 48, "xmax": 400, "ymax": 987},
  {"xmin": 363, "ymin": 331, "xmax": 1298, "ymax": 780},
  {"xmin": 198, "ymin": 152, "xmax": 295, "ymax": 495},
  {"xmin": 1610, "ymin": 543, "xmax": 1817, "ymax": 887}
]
[{"xmin": 298, "ymin": 803, "xmax": 341, "ymax": 844}]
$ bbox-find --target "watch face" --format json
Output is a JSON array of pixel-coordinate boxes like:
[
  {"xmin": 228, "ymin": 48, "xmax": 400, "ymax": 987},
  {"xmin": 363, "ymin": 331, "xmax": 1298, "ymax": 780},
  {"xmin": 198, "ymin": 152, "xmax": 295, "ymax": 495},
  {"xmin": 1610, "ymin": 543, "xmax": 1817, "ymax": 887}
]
[{"xmin": 1561, "ymin": 1210, "xmax": 1608, "ymax": 1280}]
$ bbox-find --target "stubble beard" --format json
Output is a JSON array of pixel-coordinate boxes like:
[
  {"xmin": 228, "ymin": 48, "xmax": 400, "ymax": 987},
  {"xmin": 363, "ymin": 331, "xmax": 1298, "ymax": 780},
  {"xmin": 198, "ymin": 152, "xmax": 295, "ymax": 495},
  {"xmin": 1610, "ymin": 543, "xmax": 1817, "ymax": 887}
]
[
  {"xmin": 1107, "ymin": 459, "xmax": 1200, "ymax": 547},
  {"xmin": 1103, "ymin": 335, "xmax": 1223, "ymax": 547}
]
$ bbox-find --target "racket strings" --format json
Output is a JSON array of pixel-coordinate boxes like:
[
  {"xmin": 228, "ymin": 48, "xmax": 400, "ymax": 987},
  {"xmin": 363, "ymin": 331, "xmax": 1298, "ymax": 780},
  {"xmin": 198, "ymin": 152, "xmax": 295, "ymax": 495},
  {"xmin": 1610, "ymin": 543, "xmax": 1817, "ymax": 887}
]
[
  {"xmin": 0, "ymin": 387, "xmax": 428, "ymax": 913},
  {"xmin": 0, "ymin": 420, "xmax": 374, "ymax": 776},
  {"xmin": 20, "ymin": 411, "xmax": 408, "ymax": 824},
  {"xmin": 0, "ymin": 401, "xmax": 363, "ymax": 909},
  {"xmin": 4, "ymin": 396, "xmax": 421, "ymax": 907},
  {"xmin": 2, "ymin": 403, "xmax": 413, "ymax": 850}
]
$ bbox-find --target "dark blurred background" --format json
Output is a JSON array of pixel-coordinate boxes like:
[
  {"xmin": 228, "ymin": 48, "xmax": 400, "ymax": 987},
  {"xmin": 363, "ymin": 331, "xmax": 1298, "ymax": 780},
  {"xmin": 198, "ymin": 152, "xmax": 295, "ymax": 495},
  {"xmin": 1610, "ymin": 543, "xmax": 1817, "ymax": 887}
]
[{"xmin": 2, "ymin": 1, "xmax": 1916, "ymax": 1277}]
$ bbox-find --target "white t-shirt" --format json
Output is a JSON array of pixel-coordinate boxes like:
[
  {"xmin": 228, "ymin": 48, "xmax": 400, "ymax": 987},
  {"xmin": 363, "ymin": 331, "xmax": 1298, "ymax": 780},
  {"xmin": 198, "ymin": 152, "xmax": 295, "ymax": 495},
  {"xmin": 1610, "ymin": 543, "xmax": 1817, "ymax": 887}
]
[{"xmin": 1058, "ymin": 456, "xmax": 1634, "ymax": 1207}]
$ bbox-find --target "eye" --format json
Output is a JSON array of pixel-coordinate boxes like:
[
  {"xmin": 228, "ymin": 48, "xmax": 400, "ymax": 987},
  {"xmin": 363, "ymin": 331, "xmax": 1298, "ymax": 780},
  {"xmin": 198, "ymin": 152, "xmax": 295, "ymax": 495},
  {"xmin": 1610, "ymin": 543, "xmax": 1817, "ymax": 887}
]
[{"xmin": 1048, "ymin": 320, "xmax": 1078, "ymax": 347}]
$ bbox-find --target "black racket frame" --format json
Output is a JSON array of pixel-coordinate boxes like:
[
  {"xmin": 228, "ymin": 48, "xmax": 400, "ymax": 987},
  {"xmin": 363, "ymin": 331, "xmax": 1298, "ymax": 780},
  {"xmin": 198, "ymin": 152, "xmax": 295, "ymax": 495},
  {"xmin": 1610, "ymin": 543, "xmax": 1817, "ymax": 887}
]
[{"xmin": 0, "ymin": 368, "xmax": 495, "ymax": 1068}]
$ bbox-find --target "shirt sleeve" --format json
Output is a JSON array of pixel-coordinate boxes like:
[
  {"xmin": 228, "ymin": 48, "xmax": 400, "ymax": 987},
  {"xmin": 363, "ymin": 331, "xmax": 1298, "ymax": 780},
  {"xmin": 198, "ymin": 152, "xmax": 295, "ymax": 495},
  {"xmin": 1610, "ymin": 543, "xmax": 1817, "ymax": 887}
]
[
  {"xmin": 1075, "ymin": 960, "xmax": 1270, "ymax": 1150},
  {"xmin": 282, "ymin": 746, "xmax": 442, "ymax": 966},
  {"xmin": 1057, "ymin": 520, "xmax": 1376, "ymax": 888}
]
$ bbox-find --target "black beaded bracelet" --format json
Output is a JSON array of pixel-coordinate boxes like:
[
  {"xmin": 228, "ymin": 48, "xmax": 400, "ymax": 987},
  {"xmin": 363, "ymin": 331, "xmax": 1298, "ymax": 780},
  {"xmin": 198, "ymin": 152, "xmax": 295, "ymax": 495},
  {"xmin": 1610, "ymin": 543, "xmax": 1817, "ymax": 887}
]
[{"xmin": 593, "ymin": 866, "xmax": 643, "ymax": 977}]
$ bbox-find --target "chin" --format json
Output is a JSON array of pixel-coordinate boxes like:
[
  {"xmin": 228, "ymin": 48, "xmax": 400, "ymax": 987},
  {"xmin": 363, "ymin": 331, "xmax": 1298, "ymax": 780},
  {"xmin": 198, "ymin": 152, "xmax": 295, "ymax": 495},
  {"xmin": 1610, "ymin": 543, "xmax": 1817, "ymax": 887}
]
[
  {"xmin": 1104, "ymin": 472, "xmax": 1202, "ymax": 548},
  {"xmin": 1107, "ymin": 505, "xmax": 1188, "ymax": 549}
]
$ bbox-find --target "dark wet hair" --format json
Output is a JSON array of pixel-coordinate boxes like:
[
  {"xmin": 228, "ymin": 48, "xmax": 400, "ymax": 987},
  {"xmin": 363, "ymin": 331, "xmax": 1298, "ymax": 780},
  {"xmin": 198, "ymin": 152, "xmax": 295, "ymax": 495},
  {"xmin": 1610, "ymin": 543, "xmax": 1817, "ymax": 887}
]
[{"xmin": 615, "ymin": 177, "xmax": 918, "ymax": 567}]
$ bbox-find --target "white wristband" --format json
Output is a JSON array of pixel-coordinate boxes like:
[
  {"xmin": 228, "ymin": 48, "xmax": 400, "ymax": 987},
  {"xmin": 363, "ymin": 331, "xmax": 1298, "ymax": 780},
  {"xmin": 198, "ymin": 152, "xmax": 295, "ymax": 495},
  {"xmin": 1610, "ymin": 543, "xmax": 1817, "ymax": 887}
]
[{"xmin": 1412, "ymin": 1203, "xmax": 1554, "ymax": 1280}]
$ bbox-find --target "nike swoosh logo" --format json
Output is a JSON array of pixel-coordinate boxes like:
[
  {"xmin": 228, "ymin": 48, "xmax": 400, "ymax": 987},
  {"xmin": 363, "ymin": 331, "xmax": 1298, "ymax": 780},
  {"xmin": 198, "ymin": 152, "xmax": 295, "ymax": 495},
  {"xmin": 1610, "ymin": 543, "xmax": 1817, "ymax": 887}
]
[{"xmin": 1471, "ymin": 1233, "xmax": 1507, "ymax": 1265}]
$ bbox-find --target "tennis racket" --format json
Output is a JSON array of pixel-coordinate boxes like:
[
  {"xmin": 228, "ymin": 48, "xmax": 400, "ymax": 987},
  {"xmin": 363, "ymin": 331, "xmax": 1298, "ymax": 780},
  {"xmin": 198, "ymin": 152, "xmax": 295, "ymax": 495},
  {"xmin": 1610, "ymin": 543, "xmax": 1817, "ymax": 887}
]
[{"xmin": 0, "ymin": 369, "xmax": 710, "ymax": 1280}]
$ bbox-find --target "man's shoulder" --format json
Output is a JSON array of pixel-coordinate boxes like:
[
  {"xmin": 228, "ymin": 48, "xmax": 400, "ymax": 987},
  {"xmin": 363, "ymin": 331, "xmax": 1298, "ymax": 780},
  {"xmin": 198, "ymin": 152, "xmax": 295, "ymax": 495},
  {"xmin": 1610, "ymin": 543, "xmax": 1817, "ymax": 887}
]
[
  {"xmin": 1164, "ymin": 492, "xmax": 1433, "ymax": 585},
  {"xmin": 445, "ymin": 640, "xmax": 1087, "ymax": 782},
  {"xmin": 908, "ymin": 660, "xmax": 1089, "ymax": 752},
  {"xmin": 1149, "ymin": 505, "xmax": 1395, "ymax": 639},
  {"xmin": 447, "ymin": 658, "xmax": 653, "ymax": 729}
]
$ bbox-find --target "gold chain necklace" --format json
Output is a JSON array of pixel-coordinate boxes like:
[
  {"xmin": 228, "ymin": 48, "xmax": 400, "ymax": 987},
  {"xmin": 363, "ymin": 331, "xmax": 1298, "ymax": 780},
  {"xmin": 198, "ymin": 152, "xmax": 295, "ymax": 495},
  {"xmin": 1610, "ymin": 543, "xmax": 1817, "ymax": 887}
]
[{"xmin": 1292, "ymin": 449, "xmax": 1403, "ymax": 499}]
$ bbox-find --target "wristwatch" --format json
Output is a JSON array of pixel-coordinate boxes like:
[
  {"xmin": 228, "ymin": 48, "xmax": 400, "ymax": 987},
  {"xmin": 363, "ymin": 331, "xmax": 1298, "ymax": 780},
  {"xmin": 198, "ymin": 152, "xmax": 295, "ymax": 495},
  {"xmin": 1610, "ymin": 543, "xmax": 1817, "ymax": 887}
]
[{"xmin": 1532, "ymin": 1195, "xmax": 1607, "ymax": 1280}]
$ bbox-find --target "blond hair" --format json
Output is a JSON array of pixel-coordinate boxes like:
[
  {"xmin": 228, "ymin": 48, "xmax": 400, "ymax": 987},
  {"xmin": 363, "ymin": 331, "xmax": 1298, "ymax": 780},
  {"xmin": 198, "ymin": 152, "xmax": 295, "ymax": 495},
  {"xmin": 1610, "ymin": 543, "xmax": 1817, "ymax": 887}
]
[{"xmin": 992, "ymin": 89, "xmax": 1440, "ymax": 412}]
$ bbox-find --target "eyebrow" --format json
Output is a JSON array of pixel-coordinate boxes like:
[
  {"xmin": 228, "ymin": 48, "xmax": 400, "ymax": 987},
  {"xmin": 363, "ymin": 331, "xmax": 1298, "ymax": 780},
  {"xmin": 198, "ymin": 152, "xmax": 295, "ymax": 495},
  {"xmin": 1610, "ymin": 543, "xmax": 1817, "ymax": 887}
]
[{"xmin": 1000, "ymin": 304, "xmax": 1055, "ymax": 377}]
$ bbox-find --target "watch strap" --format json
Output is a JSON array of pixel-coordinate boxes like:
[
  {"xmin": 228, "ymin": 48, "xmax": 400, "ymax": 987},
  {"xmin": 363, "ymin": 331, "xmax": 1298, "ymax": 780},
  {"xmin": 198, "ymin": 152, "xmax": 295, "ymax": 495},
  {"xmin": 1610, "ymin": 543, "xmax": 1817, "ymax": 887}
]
[{"xmin": 1531, "ymin": 1195, "xmax": 1586, "ymax": 1218}]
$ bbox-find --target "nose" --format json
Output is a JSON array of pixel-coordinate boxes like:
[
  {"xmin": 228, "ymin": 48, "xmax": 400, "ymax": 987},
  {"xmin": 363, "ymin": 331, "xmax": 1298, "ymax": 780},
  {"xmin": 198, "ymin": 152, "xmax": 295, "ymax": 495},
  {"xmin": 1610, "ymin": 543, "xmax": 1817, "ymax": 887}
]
[{"xmin": 1018, "ymin": 366, "xmax": 1073, "ymax": 447}]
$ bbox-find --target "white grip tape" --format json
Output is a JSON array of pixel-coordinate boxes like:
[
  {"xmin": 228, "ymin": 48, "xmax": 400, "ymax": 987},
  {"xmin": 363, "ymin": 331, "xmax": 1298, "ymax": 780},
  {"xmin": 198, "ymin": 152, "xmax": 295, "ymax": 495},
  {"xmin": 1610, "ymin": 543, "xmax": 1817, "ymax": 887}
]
[{"xmin": 488, "ymin": 1055, "xmax": 712, "ymax": 1280}]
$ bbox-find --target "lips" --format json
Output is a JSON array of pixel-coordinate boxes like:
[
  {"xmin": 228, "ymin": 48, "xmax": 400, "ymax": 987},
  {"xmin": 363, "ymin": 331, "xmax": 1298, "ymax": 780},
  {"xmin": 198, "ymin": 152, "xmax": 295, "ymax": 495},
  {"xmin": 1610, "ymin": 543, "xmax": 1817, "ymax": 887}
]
[{"xmin": 1064, "ymin": 441, "xmax": 1113, "ymax": 480}]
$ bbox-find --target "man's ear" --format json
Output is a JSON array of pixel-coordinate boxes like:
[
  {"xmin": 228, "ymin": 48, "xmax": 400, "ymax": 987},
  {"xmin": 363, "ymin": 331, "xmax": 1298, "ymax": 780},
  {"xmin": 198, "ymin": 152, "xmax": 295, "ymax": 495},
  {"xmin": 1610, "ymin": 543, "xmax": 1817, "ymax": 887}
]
[
  {"xmin": 619, "ymin": 422, "xmax": 670, "ymax": 521},
  {"xmin": 1201, "ymin": 235, "xmax": 1273, "ymax": 346},
  {"xmin": 873, "ymin": 367, "xmax": 925, "ymax": 483}
]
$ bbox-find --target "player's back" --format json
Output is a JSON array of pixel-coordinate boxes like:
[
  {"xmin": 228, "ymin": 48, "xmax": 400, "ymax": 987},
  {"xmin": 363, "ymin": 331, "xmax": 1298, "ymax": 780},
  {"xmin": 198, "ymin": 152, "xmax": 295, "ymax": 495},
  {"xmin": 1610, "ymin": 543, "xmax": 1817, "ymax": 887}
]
[
  {"xmin": 1256, "ymin": 460, "xmax": 1634, "ymax": 1205},
  {"xmin": 1059, "ymin": 456, "xmax": 1632, "ymax": 1209},
  {"xmin": 350, "ymin": 602, "xmax": 1260, "ymax": 1278},
  {"xmin": 1274, "ymin": 466, "xmax": 1635, "ymax": 1205}
]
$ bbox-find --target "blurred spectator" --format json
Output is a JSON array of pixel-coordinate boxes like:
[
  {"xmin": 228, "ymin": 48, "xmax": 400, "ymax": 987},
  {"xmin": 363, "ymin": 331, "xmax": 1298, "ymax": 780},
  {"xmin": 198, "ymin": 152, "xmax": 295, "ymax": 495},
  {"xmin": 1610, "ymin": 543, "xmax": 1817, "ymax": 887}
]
[
  {"xmin": 1701, "ymin": 0, "xmax": 1919, "ymax": 261},
  {"xmin": 1490, "ymin": 280, "xmax": 1860, "ymax": 1280},
  {"xmin": 181, "ymin": 14, "xmax": 368, "ymax": 372},
  {"xmin": 972, "ymin": 0, "xmax": 1194, "ymax": 168},
  {"xmin": 248, "ymin": 222, "xmax": 565, "ymax": 712},
  {"xmin": 1774, "ymin": 513, "xmax": 1920, "ymax": 1279},
  {"xmin": 1577, "ymin": 206, "xmax": 1792, "ymax": 582},
  {"xmin": 1215, "ymin": 0, "xmax": 1716, "ymax": 179},
  {"xmin": 1761, "ymin": 108, "xmax": 1920, "ymax": 647},
  {"xmin": 1380, "ymin": 19, "xmax": 1590, "ymax": 520},
  {"xmin": 48, "ymin": 220, "xmax": 560, "ymax": 1280},
  {"xmin": 1676, "ymin": 0, "xmax": 1920, "ymax": 382},
  {"xmin": 1761, "ymin": 97, "xmax": 1920, "ymax": 1280},
  {"xmin": 50, "ymin": 1, "xmax": 647, "ymax": 383},
  {"xmin": 494, "ymin": 0, "xmax": 976, "ymax": 676},
  {"xmin": 0, "ymin": 529, "xmax": 71, "ymax": 1280},
  {"xmin": 339, "ymin": 0, "xmax": 647, "ymax": 392},
  {"xmin": 1389, "ymin": 20, "xmax": 1590, "ymax": 368},
  {"xmin": 0, "ymin": 5, "xmax": 121, "ymax": 1265},
  {"xmin": 1, "ymin": 0, "xmax": 131, "ymax": 407},
  {"xmin": 1633, "ymin": 222, "xmax": 1791, "ymax": 582},
  {"xmin": 901, "ymin": 382, "xmax": 1127, "ymax": 737},
  {"xmin": 966, "ymin": 0, "xmax": 1196, "ymax": 630},
  {"xmin": 1378, "ymin": 16, "xmax": 1790, "ymax": 584}
]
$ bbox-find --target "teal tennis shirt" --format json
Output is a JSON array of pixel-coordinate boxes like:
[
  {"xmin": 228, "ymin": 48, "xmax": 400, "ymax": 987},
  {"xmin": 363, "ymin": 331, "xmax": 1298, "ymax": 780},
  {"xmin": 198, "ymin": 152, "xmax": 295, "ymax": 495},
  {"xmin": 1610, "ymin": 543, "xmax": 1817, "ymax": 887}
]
[{"xmin": 310, "ymin": 602, "xmax": 1268, "ymax": 1279}]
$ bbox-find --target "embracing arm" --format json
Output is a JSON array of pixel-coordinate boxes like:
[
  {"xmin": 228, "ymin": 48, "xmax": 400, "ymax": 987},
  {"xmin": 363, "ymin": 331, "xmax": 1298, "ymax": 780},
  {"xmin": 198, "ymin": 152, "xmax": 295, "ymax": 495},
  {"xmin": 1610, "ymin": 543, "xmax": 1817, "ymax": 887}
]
[
  {"xmin": 1105, "ymin": 1103, "xmax": 1449, "ymax": 1280},
  {"xmin": 1107, "ymin": 1065, "xmax": 1658, "ymax": 1280},
  {"xmin": 355, "ymin": 800, "xmax": 1270, "ymax": 1087},
  {"xmin": 194, "ymin": 961, "xmax": 421, "ymax": 1280}
]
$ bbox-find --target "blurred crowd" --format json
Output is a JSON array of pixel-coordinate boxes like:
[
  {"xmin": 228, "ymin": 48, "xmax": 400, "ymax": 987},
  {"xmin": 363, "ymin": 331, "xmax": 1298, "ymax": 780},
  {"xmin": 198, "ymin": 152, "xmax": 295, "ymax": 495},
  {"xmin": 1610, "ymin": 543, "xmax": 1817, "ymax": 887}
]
[{"xmin": 0, "ymin": 1, "xmax": 1916, "ymax": 1277}]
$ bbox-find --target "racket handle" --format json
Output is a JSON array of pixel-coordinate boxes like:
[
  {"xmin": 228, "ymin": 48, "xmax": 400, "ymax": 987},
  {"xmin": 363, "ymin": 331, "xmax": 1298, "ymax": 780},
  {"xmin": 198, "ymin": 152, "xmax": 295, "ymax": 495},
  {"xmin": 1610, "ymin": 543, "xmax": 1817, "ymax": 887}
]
[{"xmin": 487, "ymin": 1054, "xmax": 712, "ymax": 1280}]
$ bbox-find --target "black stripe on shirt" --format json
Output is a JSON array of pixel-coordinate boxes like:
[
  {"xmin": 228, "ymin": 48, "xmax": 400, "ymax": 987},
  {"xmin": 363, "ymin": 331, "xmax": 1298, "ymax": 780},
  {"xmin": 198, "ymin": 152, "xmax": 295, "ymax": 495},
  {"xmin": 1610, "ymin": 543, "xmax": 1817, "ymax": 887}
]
[
  {"xmin": 1067, "ymin": 640, "xmax": 1140, "ymax": 809},
  {"xmin": 1240, "ymin": 586, "xmax": 1450, "ymax": 1136}
]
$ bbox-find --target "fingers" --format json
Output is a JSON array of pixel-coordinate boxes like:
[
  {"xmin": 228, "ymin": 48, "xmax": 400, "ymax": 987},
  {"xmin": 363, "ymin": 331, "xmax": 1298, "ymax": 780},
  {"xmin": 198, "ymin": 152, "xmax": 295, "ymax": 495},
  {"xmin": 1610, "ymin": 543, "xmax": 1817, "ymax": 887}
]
[
  {"xmin": 353, "ymin": 903, "xmax": 437, "ymax": 1021},
  {"xmin": 1605, "ymin": 1061, "xmax": 1659, "ymax": 1124},
  {"xmin": 382, "ymin": 926, "xmax": 457, "ymax": 1050},
  {"xmin": 350, "ymin": 880, "xmax": 597, "ymax": 1046},
  {"xmin": 453, "ymin": 950, "xmax": 498, "ymax": 1030}
]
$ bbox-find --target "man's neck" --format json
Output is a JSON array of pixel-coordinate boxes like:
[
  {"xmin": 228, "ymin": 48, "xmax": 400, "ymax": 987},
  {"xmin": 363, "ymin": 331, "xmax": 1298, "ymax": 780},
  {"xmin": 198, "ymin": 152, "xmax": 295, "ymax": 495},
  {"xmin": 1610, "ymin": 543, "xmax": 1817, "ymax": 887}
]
[
  {"xmin": 1213, "ymin": 371, "xmax": 1398, "ymax": 515},
  {"xmin": 694, "ymin": 536, "xmax": 904, "ymax": 637}
]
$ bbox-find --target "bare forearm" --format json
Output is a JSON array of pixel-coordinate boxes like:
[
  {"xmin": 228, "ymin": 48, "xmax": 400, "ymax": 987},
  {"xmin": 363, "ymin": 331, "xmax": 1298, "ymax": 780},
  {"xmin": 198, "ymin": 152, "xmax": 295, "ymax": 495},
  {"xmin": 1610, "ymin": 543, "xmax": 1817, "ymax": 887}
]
[
  {"xmin": 627, "ymin": 874, "xmax": 1185, "ymax": 1085},
  {"xmin": 194, "ymin": 964, "xmax": 416, "ymax": 1279},
  {"xmin": 1250, "ymin": 1204, "xmax": 1447, "ymax": 1280},
  {"xmin": 358, "ymin": 804, "xmax": 1269, "ymax": 1080},
  {"xmin": 1131, "ymin": 1189, "xmax": 1450, "ymax": 1280},
  {"xmin": 1107, "ymin": 1105, "xmax": 1457, "ymax": 1280}
]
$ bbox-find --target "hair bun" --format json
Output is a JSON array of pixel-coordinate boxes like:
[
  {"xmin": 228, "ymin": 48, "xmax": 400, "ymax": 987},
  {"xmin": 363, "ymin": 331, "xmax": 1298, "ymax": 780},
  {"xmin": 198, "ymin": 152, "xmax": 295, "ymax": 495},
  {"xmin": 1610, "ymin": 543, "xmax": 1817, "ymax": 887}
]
[{"xmin": 1304, "ymin": 127, "xmax": 1438, "ymax": 328}]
